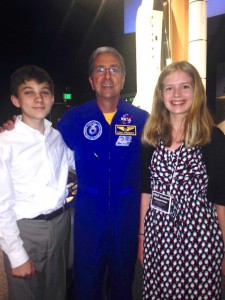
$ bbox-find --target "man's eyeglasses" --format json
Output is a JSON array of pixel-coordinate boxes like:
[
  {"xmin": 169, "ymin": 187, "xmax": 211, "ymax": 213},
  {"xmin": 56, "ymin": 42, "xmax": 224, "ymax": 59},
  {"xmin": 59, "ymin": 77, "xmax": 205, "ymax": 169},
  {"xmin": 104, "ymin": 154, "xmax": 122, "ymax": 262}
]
[
  {"xmin": 162, "ymin": 82, "xmax": 193, "ymax": 95},
  {"xmin": 95, "ymin": 66, "xmax": 121, "ymax": 75}
]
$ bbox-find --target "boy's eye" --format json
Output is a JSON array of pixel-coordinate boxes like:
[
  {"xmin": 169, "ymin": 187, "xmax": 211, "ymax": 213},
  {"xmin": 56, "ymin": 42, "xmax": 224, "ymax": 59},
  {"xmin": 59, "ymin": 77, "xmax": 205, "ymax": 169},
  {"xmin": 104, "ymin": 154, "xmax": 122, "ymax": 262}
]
[
  {"xmin": 23, "ymin": 90, "xmax": 51, "ymax": 96},
  {"xmin": 42, "ymin": 91, "xmax": 51, "ymax": 95},
  {"xmin": 24, "ymin": 90, "xmax": 33, "ymax": 95}
]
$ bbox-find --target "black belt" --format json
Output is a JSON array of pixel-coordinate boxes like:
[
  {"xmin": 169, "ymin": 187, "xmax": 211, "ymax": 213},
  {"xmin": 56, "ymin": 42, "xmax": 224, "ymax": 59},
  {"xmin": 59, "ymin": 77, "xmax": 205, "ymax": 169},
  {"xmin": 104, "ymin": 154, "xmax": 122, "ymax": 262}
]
[{"xmin": 31, "ymin": 203, "xmax": 69, "ymax": 221}]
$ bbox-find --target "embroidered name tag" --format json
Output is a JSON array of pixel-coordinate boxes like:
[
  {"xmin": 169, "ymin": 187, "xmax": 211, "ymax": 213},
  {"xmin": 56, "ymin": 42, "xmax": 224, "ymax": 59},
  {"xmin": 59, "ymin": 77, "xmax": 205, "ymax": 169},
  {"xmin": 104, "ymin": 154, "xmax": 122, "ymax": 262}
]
[
  {"xmin": 115, "ymin": 125, "xmax": 136, "ymax": 136},
  {"xmin": 151, "ymin": 191, "xmax": 172, "ymax": 214}
]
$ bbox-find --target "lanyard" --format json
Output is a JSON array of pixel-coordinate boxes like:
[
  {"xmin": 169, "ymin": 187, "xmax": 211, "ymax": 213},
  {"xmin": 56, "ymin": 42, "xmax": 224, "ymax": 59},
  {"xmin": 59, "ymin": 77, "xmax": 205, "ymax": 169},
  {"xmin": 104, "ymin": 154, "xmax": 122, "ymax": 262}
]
[
  {"xmin": 151, "ymin": 143, "xmax": 183, "ymax": 214},
  {"xmin": 169, "ymin": 144, "xmax": 183, "ymax": 195}
]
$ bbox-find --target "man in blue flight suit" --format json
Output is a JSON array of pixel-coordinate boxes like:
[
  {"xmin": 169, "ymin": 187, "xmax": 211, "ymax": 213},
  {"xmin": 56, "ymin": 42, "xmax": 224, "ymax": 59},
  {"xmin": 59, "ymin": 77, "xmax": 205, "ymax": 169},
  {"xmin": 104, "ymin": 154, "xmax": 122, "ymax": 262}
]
[{"xmin": 58, "ymin": 47, "xmax": 149, "ymax": 300}]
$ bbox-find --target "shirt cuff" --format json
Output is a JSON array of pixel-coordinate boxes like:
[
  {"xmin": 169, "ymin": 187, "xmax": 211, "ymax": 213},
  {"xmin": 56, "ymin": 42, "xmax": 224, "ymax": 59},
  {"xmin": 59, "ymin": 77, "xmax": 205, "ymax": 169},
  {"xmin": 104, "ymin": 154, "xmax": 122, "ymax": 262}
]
[{"xmin": 7, "ymin": 247, "xmax": 29, "ymax": 268}]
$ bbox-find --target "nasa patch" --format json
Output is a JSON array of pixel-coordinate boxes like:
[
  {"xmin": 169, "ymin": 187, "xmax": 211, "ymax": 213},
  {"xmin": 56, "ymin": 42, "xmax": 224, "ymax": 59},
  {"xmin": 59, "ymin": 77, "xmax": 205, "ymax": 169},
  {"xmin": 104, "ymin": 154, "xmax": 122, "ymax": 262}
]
[
  {"xmin": 120, "ymin": 113, "xmax": 133, "ymax": 124},
  {"xmin": 83, "ymin": 120, "xmax": 102, "ymax": 140}
]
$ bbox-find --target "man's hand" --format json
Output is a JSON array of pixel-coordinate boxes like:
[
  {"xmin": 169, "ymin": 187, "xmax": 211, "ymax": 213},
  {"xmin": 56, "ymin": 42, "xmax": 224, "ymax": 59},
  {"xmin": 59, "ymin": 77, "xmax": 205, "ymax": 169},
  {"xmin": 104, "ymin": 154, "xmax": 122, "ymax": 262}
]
[
  {"xmin": 137, "ymin": 235, "xmax": 144, "ymax": 267},
  {"xmin": 11, "ymin": 259, "xmax": 35, "ymax": 278},
  {"xmin": 0, "ymin": 115, "xmax": 17, "ymax": 132}
]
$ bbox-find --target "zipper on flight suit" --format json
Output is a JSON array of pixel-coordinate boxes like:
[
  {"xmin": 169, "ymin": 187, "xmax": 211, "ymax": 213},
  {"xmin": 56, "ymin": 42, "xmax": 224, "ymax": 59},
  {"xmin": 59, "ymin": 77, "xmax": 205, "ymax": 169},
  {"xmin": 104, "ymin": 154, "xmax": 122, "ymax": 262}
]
[
  {"xmin": 108, "ymin": 112, "xmax": 117, "ymax": 211},
  {"xmin": 108, "ymin": 125, "xmax": 111, "ymax": 211}
]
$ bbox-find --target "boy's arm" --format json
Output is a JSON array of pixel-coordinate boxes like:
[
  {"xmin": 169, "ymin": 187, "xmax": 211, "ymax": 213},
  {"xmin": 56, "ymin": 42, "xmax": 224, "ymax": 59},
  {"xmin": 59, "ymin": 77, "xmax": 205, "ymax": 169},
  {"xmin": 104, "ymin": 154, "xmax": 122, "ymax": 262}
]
[
  {"xmin": 0, "ymin": 146, "xmax": 33, "ymax": 276},
  {"xmin": 12, "ymin": 259, "xmax": 35, "ymax": 278}
]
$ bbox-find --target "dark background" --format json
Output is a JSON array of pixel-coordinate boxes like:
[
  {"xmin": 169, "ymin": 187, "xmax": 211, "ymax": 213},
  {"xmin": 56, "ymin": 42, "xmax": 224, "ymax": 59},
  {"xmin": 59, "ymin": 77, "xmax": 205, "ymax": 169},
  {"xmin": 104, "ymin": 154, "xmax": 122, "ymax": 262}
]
[
  {"xmin": 0, "ymin": 0, "xmax": 131, "ymax": 125},
  {"xmin": 0, "ymin": 0, "xmax": 225, "ymax": 125}
]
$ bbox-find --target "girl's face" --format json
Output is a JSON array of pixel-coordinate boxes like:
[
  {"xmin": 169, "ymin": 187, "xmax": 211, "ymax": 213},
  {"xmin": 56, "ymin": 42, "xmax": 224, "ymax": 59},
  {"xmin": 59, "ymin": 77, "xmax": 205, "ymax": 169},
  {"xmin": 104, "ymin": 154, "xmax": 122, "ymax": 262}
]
[{"xmin": 161, "ymin": 70, "xmax": 194, "ymax": 119}]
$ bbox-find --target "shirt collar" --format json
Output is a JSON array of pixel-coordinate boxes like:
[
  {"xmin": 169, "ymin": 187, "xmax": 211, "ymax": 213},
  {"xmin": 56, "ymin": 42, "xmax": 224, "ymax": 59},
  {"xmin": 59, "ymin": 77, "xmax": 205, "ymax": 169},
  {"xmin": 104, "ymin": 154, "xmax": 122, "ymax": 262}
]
[{"xmin": 16, "ymin": 115, "xmax": 52, "ymax": 136}]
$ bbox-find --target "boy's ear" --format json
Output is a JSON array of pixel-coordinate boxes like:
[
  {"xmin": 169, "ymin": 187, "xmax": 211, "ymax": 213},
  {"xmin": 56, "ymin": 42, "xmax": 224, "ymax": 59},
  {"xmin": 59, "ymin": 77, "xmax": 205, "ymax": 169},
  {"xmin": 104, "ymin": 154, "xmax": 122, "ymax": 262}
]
[{"xmin": 11, "ymin": 95, "xmax": 21, "ymax": 108}]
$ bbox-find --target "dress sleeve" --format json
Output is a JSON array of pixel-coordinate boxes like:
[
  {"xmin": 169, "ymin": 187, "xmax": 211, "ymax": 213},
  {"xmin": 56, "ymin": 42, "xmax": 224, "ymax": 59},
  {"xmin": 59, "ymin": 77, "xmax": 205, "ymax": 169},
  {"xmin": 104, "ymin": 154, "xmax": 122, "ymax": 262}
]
[
  {"xmin": 141, "ymin": 143, "xmax": 155, "ymax": 194},
  {"xmin": 202, "ymin": 127, "xmax": 225, "ymax": 205},
  {"xmin": 0, "ymin": 143, "xmax": 29, "ymax": 267}
]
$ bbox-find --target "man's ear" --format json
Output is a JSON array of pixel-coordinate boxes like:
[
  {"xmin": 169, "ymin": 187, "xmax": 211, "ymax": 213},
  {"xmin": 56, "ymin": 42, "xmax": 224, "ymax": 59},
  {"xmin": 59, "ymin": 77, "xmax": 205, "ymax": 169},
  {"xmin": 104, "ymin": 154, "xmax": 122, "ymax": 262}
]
[
  {"xmin": 121, "ymin": 77, "xmax": 125, "ymax": 90},
  {"xmin": 11, "ymin": 95, "xmax": 21, "ymax": 108},
  {"xmin": 89, "ymin": 76, "xmax": 94, "ymax": 90}
]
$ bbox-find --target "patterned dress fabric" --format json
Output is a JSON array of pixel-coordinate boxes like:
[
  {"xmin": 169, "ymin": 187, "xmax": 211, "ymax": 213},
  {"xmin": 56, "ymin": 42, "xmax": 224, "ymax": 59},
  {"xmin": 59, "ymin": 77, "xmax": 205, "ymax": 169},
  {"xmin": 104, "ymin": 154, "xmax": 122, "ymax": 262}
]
[{"xmin": 143, "ymin": 142, "xmax": 224, "ymax": 299}]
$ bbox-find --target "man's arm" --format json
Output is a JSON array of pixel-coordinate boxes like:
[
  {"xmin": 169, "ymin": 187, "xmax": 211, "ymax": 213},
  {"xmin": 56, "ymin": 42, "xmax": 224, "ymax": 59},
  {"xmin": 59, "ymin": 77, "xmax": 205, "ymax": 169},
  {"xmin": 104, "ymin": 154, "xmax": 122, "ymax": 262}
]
[
  {"xmin": 0, "ymin": 115, "xmax": 17, "ymax": 132},
  {"xmin": 138, "ymin": 193, "xmax": 151, "ymax": 267}
]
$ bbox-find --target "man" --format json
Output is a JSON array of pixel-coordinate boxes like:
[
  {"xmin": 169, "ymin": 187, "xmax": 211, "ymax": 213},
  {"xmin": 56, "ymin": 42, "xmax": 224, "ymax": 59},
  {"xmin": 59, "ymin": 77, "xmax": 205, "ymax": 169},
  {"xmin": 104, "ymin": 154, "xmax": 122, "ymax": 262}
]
[
  {"xmin": 0, "ymin": 65, "xmax": 74, "ymax": 300},
  {"xmin": 58, "ymin": 47, "xmax": 149, "ymax": 300}
]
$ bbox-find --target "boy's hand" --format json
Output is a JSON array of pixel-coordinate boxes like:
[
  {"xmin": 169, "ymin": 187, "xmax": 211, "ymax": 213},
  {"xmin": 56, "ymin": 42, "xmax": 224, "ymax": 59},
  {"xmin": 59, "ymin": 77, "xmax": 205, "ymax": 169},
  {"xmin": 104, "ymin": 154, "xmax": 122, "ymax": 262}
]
[{"xmin": 11, "ymin": 259, "xmax": 35, "ymax": 278}]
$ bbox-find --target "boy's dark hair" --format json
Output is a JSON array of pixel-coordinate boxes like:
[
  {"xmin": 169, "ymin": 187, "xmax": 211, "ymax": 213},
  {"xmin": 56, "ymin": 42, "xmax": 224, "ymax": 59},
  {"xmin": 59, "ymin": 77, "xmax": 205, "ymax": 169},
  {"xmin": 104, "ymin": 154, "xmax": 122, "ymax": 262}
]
[{"xmin": 10, "ymin": 65, "xmax": 54, "ymax": 97}]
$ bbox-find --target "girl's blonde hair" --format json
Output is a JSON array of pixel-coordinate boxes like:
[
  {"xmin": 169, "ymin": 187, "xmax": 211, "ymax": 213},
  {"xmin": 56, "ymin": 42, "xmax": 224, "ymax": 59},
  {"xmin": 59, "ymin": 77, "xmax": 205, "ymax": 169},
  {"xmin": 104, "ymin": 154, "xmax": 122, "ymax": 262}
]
[{"xmin": 142, "ymin": 61, "xmax": 214, "ymax": 148}]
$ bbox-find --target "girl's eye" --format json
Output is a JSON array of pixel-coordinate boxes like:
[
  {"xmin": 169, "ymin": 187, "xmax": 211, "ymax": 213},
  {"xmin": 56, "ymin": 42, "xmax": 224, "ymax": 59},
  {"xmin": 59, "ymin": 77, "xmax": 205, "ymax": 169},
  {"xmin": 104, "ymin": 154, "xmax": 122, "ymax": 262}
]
[
  {"xmin": 181, "ymin": 84, "xmax": 191, "ymax": 90},
  {"xmin": 163, "ymin": 86, "xmax": 173, "ymax": 92}
]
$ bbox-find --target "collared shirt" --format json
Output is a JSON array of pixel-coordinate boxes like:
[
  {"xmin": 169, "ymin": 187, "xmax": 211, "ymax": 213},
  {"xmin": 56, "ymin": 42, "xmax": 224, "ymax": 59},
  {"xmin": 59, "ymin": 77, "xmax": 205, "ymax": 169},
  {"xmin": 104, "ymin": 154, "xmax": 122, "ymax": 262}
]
[{"xmin": 0, "ymin": 116, "xmax": 75, "ymax": 267}]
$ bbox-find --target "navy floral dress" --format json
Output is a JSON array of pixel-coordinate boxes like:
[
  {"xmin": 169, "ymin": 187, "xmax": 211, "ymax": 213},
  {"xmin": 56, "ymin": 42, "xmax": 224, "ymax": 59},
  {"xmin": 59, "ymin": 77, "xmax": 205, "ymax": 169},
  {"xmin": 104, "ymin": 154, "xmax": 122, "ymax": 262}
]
[{"xmin": 143, "ymin": 142, "xmax": 224, "ymax": 299}]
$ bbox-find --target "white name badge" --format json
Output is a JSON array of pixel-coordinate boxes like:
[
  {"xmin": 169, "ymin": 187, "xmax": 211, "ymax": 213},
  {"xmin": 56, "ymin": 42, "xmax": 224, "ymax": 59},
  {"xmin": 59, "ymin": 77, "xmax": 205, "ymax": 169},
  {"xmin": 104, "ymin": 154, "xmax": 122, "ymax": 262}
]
[
  {"xmin": 151, "ymin": 191, "xmax": 172, "ymax": 214},
  {"xmin": 115, "ymin": 136, "xmax": 132, "ymax": 146}
]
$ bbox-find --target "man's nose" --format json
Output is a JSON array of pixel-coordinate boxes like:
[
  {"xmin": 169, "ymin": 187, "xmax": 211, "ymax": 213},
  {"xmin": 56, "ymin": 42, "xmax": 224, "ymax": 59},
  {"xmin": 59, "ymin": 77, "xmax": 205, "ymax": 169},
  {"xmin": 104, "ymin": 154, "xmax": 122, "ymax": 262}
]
[{"xmin": 104, "ymin": 68, "xmax": 112, "ymax": 78}]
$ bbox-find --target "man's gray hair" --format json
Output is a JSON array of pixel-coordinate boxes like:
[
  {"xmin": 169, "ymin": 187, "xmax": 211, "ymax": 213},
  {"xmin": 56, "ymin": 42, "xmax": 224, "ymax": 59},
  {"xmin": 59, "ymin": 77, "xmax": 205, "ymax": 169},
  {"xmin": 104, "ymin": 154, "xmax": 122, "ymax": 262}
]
[{"xmin": 88, "ymin": 46, "xmax": 126, "ymax": 77}]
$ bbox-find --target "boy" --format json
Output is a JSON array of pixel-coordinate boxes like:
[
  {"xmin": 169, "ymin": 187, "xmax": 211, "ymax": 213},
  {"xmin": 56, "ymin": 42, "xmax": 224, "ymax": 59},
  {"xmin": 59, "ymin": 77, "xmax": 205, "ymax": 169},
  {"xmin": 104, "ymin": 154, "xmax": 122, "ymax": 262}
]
[{"xmin": 0, "ymin": 65, "xmax": 74, "ymax": 300}]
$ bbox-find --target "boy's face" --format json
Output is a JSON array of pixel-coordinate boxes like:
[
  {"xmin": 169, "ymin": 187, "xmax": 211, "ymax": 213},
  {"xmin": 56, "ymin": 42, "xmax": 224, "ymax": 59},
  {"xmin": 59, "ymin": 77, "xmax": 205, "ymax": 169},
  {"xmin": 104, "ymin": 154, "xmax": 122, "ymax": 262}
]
[{"xmin": 11, "ymin": 80, "xmax": 54, "ymax": 124}]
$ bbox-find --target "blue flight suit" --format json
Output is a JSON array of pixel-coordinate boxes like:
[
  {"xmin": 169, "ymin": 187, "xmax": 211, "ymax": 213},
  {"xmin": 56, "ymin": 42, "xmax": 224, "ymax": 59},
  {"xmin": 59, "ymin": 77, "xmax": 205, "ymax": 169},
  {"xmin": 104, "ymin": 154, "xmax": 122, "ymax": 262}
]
[{"xmin": 58, "ymin": 98, "xmax": 148, "ymax": 300}]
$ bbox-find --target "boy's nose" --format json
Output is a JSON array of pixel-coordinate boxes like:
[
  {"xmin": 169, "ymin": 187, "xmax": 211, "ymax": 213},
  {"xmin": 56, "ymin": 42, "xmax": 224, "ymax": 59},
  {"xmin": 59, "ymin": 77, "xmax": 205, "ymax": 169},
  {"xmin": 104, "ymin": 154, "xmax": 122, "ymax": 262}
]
[{"xmin": 34, "ymin": 93, "xmax": 44, "ymax": 102}]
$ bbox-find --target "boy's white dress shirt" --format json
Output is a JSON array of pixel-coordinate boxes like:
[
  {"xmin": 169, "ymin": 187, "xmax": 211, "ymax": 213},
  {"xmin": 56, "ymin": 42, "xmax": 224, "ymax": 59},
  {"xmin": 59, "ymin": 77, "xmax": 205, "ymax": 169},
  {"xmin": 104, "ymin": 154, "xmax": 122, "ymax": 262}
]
[{"xmin": 0, "ymin": 116, "xmax": 75, "ymax": 268}]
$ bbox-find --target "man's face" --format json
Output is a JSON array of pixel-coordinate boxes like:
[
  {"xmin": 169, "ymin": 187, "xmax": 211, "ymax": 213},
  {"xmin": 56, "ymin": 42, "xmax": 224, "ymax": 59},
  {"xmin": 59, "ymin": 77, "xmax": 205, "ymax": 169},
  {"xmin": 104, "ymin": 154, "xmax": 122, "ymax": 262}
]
[
  {"xmin": 11, "ymin": 80, "xmax": 54, "ymax": 124},
  {"xmin": 89, "ymin": 52, "xmax": 125, "ymax": 102}
]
